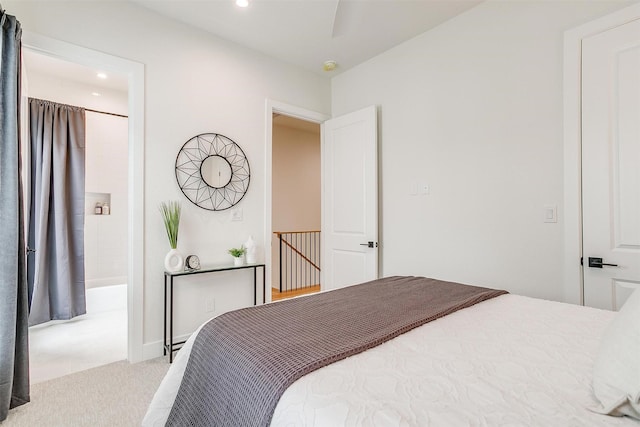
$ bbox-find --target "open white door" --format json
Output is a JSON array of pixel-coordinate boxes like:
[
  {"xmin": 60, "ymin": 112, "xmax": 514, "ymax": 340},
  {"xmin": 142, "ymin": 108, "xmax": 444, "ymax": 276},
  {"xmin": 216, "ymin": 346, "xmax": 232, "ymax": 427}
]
[
  {"xmin": 322, "ymin": 106, "xmax": 378, "ymax": 290},
  {"xmin": 582, "ymin": 18, "xmax": 640, "ymax": 310}
]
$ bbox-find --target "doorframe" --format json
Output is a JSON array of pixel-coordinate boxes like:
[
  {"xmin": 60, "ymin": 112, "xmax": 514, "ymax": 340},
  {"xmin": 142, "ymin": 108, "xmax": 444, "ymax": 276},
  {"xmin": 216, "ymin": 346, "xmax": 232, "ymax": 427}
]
[
  {"xmin": 563, "ymin": 2, "xmax": 640, "ymax": 307},
  {"xmin": 22, "ymin": 32, "xmax": 146, "ymax": 363},
  {"xmin": 264, "ymin": 100, "xmax": 329, "ymax": 302}
]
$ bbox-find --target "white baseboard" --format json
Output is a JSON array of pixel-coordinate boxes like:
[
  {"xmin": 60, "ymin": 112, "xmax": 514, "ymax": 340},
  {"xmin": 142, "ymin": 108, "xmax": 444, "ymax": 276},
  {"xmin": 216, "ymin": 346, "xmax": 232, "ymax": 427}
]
[
  {"xmin": 142, "ymin": 332, "xmax": 193, "ymax": 361},
  {"xmin": 86, "ymin": 276, "xmax": 127, "ymax": 289}
]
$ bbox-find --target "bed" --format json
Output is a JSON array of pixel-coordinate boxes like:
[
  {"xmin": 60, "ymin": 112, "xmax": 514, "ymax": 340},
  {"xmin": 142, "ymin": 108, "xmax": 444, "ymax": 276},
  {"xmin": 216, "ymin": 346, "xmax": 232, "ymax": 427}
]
[{"xmin": 143, "ymin": 276, "xmax": 640, "ymax": 426}]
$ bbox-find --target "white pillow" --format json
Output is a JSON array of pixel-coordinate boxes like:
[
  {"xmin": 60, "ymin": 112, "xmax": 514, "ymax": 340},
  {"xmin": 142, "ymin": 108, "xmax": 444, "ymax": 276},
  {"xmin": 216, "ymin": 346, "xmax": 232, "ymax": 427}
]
[{"xmin": 592, "ymin": 287, "xmax": 640, "ymax": 420}]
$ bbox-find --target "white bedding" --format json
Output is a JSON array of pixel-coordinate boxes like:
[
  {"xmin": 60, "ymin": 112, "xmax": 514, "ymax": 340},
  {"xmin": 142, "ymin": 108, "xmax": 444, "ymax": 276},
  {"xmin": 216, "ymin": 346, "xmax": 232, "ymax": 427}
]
[{"xmin": 143, "ymin": 294, "xmax": 638, "ymax": 426}]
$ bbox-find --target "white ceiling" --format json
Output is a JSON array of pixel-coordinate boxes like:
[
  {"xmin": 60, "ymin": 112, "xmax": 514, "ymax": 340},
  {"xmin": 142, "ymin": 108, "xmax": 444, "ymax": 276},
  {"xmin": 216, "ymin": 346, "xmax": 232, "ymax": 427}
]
[
  {"xmin": 22, "ymin": 0, "xmax": 482, "ymax": 90},
  {"xmin": 23, "ymin": 49, "xmax": 129, "ymax": 92},
  {"xmin": 131, "ymin": 0, "xmax": 482, "ymax": 76}
]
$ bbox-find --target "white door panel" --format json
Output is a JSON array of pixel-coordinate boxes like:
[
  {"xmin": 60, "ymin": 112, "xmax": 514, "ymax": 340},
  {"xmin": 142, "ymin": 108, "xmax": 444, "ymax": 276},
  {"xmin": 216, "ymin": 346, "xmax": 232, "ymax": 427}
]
[
  {"xmin": 614, "ymin": 280, "xmax": 640, "ymax": 310},
  {"xmin": 322, "ymin": 106, "xmax": 378, "ymax": 291},
  {"xmin": 582, "ymin": 18, "xmax": 640, "ymax": 310},
  {"xmin": 331, "ymin": 128, "xmax": 366, "ymax": 233},
  {"xmin": 332, "ymin": 250, "xmax": 367, "ymax": 290}
]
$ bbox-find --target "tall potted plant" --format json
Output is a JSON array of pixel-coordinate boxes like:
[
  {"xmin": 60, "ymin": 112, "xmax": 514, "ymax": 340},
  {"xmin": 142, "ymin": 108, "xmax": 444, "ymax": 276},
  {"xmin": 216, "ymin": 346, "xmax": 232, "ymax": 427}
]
[{"xmin": 160, "ymin": 200, "xmax": 183, "ymax": 272}]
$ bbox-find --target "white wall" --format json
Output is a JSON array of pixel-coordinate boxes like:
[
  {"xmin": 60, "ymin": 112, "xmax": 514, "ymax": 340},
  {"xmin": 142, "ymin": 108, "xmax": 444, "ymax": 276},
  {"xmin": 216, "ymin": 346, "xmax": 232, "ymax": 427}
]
[
  {"xmin": 331, "ymin": 0, "xmax": 634, "ymax": 302},
  {"xmin": 6, "ymin": 0, "xmax": 330, "ymax": 357}
]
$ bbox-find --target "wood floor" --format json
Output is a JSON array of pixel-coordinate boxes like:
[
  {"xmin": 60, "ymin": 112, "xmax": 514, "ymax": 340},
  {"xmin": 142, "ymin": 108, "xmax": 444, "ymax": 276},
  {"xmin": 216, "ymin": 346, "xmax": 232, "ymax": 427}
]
[{"xmin": 272, "ymin": 285, "xmax": 320, "ymax": 301}]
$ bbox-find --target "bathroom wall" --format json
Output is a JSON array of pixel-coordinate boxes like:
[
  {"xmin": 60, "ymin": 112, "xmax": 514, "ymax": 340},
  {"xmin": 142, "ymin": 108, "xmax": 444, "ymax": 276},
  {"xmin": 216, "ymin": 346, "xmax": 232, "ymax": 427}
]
[{"xmin": 84, "ymin": 111, "xmax": 128, "ymax": 288}]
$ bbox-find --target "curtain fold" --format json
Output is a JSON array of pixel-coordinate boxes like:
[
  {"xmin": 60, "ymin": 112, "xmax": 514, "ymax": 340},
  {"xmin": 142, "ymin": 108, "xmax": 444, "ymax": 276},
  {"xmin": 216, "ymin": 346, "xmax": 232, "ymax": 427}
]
[
  {"xmin": 27, "ymin": 98, "xmax": 86, "ymax": 327},
  {"xmin": 0, "ymin": 10, "xmax": 30, "ymax": 421}
]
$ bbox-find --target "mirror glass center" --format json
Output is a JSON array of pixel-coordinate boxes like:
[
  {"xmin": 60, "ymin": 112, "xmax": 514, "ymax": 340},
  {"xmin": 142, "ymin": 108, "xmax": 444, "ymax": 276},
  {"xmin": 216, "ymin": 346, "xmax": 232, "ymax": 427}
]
[{"xmin": 201, "ymin": 155, "xmax": 232, "ymax": 188}]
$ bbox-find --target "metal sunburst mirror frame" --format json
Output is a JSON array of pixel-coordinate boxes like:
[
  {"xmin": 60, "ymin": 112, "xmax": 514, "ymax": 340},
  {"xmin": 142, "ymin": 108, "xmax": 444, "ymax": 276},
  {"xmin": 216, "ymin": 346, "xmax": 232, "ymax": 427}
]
[{"xmin": 175, "ymin": 133, "xmax": 250, "ymax": 211}]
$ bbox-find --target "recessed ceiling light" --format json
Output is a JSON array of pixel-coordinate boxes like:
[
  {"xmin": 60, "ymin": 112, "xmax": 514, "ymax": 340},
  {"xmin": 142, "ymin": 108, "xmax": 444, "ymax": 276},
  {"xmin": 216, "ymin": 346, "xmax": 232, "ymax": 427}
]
[
  {"xmin": 96, "ymin": 72, "xmax": 107, "ymax": 79},
  {"xmin": 236, "ymin": 0, "xmax": 249, "ymax": 7},
  {"xmin": 91, "ymin": 92, "xmax": 101, "ymax": 97}
]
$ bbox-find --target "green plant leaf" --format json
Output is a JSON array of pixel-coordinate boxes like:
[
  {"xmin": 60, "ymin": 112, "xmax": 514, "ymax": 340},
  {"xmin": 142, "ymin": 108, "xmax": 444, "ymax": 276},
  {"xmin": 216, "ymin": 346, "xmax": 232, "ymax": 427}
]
[
  {"xmin": 228, "ymin": 246, "xmax": 245, "ymax": 257},
  {"xmin": 159, "ymin": 201, "xmax": 181, "ymax": 249}
]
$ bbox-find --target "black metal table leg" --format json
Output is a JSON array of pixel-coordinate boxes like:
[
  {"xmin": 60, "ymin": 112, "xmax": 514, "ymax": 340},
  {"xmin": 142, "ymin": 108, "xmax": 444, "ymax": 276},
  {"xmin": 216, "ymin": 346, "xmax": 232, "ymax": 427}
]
[
  {"xmin": 163, "ymin": 273, "xmax": 167, "ymax": 356},
  {"xmin": 169, "ymin": 275, "xmax": 174, "ymax": 363}
]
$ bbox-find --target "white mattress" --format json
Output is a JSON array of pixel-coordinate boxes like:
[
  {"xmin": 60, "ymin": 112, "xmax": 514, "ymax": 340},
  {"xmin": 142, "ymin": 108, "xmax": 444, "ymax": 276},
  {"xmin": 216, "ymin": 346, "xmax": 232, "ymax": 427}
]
[{"xmin": 143, "ymin": 294, "xmax": 638, "ymax": 426}]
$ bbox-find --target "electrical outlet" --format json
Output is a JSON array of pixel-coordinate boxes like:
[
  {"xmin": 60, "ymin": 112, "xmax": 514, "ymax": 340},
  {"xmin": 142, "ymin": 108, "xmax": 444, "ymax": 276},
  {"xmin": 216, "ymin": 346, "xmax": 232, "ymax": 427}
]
[{"xmin": 205, "ymin": 298, "xmax": 215, "ymax": 313}]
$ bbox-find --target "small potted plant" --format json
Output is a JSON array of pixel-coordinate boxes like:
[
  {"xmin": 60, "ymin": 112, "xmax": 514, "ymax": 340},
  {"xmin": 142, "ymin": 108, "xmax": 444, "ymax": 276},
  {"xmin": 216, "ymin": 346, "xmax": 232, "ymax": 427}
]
[{"xmin": 228, "ymin": 246, "xmax": 246, "ymax": 267}]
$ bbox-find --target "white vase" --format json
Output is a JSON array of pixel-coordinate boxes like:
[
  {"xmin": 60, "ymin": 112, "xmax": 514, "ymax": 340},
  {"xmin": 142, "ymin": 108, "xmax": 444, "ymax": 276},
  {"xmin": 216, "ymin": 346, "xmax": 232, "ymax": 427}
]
[
  {"xmin": 245, "ymin": 235, "xmax": 256, "ymax": 264},
  {"xmin": 164, "ymin": 248, "xmax": 184, "ymax": 272},
  {"xmin": 233, "ymin": 256, "xmax": 244, "ymax": 267}
]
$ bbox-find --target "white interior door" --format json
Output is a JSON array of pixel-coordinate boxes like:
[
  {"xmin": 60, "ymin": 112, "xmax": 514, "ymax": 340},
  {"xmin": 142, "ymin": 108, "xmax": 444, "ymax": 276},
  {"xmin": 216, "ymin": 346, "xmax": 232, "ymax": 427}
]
[
  {"xmin": 581, "ymin": 18, "xmax": 640, "ymax": 310},
  {"xmin": 322, "ymin": 105, "xmax": 378, "ymax": 290}
]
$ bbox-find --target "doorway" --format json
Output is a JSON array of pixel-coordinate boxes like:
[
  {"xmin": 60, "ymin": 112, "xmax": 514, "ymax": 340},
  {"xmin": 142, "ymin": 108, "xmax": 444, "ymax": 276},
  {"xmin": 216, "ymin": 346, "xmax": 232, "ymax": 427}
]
[
  {"xmin": 271, "ymin": 114, "xmax": 321, "ymax": 301},
  {"xmin": 22, "ymin": 32, "xmax": 145, "ymax": 363},
  {"xmin": 22, "ymin": 50, "xmax": 130, "ymax": 382},
  {"xmin": 265, "ymin": 101, "xmax": 329, "ymax": 303}
]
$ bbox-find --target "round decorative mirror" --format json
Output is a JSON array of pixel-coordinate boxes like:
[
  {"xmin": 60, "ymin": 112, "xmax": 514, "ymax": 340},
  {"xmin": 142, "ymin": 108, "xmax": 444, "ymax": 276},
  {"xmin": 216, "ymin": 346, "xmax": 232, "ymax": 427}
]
[{"xmin": 175, "ymin": 133, "xmax": 250, "ymax": 211}]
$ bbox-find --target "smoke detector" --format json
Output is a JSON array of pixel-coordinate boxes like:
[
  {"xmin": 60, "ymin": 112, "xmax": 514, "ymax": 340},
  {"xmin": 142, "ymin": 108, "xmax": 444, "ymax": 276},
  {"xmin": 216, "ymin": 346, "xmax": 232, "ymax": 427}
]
[{"xmin": 323, "ymin": 60, "xmax": 337, "ymax": 72}]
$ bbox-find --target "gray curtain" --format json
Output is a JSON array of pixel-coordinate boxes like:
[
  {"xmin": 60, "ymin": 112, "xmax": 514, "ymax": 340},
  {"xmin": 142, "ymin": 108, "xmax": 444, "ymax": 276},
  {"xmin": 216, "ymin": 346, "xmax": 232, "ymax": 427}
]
[
  {"xmin": 27, "ymin": 98, "xmax": 86, "ymax": 326},
  {"xmin": 0, "ymin": 9, "xmax": 30, "ymax": 421}
]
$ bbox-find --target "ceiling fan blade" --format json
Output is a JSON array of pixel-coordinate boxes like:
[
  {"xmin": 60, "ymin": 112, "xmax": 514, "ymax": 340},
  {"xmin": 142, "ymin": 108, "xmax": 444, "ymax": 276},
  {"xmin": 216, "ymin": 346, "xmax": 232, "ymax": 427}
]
[{"xmin": 331, "ymin": 0, "xmax": 357, "ymax": 38}]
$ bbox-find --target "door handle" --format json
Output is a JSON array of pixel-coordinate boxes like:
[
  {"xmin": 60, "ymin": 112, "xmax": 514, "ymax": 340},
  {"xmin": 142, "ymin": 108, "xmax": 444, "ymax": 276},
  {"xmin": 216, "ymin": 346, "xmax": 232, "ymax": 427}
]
[
  {"xmin": 588, "ymin": 257, "xmax": 618, "ymax": 268},
  {"xmin": 359, "ymin": 241, "xmax": 378, "ymax": 248}
]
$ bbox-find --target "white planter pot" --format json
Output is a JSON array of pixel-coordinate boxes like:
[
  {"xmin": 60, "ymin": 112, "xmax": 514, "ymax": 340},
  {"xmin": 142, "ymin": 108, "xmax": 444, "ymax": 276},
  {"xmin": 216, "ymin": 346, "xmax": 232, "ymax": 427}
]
[
  {"xmin": 164, "ymin": 248, "xmax": 184, "ymax": 272},
  {"xmin": 233, "ymin": 256, "xmax": 245, "ymax": 267}
]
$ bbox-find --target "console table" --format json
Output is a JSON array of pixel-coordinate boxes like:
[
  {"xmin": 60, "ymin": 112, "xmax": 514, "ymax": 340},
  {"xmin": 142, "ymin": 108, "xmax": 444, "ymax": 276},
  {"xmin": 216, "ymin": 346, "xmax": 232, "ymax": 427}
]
[{"xmin": 163, "ymin": 263, "xmax": 266, "ymax": 362}]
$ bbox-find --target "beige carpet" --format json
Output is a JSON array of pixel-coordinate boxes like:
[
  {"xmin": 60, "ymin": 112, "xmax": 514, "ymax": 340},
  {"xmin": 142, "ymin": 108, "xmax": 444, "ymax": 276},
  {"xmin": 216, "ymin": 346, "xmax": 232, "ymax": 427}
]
[{"xmin": 3, "ymin": 357, "xmax": 170, "ymax": 426}]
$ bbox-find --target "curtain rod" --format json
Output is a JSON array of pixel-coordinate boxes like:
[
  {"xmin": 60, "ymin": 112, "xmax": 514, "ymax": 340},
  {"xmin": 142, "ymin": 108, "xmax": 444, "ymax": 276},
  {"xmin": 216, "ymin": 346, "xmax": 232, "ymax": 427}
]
[
  {"xmin": 30, "ymin": 97, "xmax": 128, "ymax": 118},
  {"xmin": 85, "ymin": 108, "xmax": 128, "ymax": 119}
]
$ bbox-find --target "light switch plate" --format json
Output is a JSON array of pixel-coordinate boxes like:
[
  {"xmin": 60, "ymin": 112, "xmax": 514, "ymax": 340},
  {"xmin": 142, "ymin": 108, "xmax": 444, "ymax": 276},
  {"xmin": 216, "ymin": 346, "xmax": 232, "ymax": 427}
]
[{"xmin": 544, "ymin": 205, "xmax": 557, "ymax": 223}]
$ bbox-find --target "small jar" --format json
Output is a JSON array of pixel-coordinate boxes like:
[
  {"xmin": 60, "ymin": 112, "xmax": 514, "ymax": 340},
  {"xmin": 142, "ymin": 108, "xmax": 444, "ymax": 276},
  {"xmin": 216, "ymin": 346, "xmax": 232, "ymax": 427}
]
[
  {"xmin": 95, "ymin": 202, "xmax": 102, "ymax": 215},
  {"xmin": 102, "ymin": 203, "xmax": 110, "ymax": 215}
]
